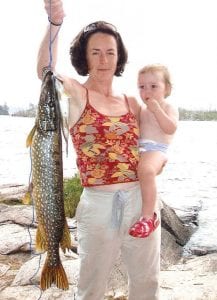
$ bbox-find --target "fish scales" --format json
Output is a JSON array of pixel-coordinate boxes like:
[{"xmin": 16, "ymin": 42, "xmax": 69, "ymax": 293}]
[{"xmin": 27, "ymin": 69, "xmax": 71, "ymax": 290}]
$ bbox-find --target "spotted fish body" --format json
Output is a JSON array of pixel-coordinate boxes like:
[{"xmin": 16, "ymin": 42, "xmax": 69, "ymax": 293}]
[{"xmin": 27, "ymin": 69, "xmax": 71, "ymax": 290}]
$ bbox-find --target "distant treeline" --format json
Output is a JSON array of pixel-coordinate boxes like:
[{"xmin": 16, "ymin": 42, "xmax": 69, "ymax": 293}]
[
  {"xmin": 1, "ymin": 103, "xmax": 217, "ymax": 121},
  {"xmin": 0, "ymin": 104, "xmax": 9, "ymax": 115},
  {"xmin": 0, "ymin": 103, "xmax": 37, "ymax": 117},
  {"xmin": 179, "ymin": 108, "xmax": 217, "ymax": 121},
  {"xmin": 11, "ymin": 103, "xmax": 37, "ymax": 118}
]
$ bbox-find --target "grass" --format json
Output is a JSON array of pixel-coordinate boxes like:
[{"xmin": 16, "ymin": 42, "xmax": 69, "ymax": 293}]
[
  {"xmin": 63, "ymin": 174, "xmax": 83, "ymax": 218},
  {"xmin": 0, "ymin": 175, "xmax": 83, "ymax": 217}
]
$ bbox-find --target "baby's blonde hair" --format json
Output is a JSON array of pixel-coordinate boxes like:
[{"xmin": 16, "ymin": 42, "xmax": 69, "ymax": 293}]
[{"xmin": 138, "ymin": 64, "xmax": 172, "ymax": 98}]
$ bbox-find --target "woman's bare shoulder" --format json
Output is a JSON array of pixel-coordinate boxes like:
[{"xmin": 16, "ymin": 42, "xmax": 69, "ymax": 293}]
[
  {"xmin": 57, "ymin": 76, "xmax": 87, "ymax": 128},
  {"xmin": 127, "ymin": 95, "xmax": 142, "ymax": 117}
]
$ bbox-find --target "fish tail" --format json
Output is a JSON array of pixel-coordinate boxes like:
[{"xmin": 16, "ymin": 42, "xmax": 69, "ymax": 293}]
[
  {"xmin": 60, "ymin": 219, "xmax": 72, "ymax": 252},
  {"xmin": 26, "ymin": 125, "xmax": 36, "ymax": 147},
  {"xmin": 40, "ymin": 258, "xmax": 69, "ymax": 290}
]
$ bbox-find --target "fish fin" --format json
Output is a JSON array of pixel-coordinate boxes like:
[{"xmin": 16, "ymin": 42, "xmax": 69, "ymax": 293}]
[
  {"xmin": 40, "ymin": 258, "xmax": 69, "ymax": 290},
  {"xmin": 62, "ymin": 124, "xmax": 69, "ymax": 156},
  {"xmin": 22, "ymin": 191, "xmax": 32, "ymax": 205},
  {"xmin": 22, "ymin": 183, "xmax": 33, "ymax": 205},
  {"xmin": 26, "ymin": 125, "xmax": 36, "ymax": 147},
  {"xmin": 36, "ymin": 226, "xmax": 47, "ymax": 252},
  {"xmin": 55, "ymin": 77, "xmax": 70, "ymax": 156},
  {"xmin": 60, "ymin": 220, "xmax": 72, "ymax": 253}
]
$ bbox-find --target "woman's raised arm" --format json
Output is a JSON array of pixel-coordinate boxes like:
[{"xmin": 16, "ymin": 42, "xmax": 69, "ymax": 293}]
[{"xmin": 37, "ymin": 0, "xmax": 65, "ymax": 79}]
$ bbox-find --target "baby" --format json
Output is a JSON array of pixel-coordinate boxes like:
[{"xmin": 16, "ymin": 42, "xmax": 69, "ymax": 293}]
[{"xmin": 129, "ymin": 64, "xmax": 179, "ymax": 238}]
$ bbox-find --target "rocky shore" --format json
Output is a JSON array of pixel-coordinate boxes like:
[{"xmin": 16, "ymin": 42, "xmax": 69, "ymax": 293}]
[{"xmin": 0, "ymin": 184, "xmax": 217, "ymax": 300}]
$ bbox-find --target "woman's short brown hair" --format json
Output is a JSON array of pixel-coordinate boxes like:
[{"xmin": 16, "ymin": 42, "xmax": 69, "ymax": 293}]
[{"xmin": 69, "ymin": 21, "xmax": 128, "ymax": 76}]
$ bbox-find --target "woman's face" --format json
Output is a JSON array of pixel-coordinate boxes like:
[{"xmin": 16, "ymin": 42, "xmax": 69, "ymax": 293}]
[{"xmin": 86, "ymin": 32, "xmax": 118, "ymax": 80}]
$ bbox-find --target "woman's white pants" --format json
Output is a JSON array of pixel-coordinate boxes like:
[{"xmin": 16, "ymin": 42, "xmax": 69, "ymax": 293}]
[{"xmin": 75, "ymin": 185, "xmax": 161, "ymax": 300}]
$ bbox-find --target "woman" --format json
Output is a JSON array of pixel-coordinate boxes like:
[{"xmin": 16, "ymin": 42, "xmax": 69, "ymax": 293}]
[{"xmin": 38, "ymin": 1, "xmax": 161, "ymax": 299}]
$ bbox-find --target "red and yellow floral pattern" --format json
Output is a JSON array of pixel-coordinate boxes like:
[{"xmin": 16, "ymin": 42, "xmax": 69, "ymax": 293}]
[{"xmin": 70, "ymin": 99, "xmax": 139, "ymax": 186}]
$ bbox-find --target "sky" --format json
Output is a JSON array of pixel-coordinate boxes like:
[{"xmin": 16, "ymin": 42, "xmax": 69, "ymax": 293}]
[{"xmin": 1, "ymin": 0, "xmax": 217, "ymax": 112}]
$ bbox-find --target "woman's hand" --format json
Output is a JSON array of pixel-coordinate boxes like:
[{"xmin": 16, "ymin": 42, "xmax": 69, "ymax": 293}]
[
  {"xmin": 56, "ymin": 74, "xmax": 83, "ymax": 99},
  {"xmin": 44, "ymin": 0, "xmax": 65, "ymax": 24}
]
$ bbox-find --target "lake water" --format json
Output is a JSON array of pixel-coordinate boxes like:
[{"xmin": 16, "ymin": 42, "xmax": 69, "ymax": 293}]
[
  {"xmin": 0, "ymin": 115, "xmax": 217, "ymax": 253},
  {"xmin": 0, "ymin": 115, "xmax": 78, "ymax": 185}
]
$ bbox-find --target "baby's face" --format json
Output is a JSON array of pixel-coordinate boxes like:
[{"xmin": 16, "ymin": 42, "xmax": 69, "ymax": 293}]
[{"xmin": 138, "ymin": 71, "xmax": 167, "ymax": 103}]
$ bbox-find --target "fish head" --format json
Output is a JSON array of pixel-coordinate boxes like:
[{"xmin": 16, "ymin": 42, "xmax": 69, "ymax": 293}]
[{"xmin": 36, "ymin": 69, "xmax": 59, "ymax": 132}]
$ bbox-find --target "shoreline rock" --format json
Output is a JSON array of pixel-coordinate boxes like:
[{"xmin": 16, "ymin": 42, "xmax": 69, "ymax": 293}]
[
  {"xmin": 0, "ymin": 184, "xmax": 28, "ymax": 204},
  {"xmin": 1, "ymin": 185, "xmax": 217, "ymax": 299}
]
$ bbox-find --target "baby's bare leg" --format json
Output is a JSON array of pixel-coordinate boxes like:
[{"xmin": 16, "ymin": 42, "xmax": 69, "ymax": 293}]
[{"xmin": 138, "ymin": 151, "xmax": 167, "ymax": 218}]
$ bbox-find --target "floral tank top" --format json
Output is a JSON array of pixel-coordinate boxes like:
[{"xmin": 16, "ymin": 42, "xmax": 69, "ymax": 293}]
[{"xmin": 70, "ymin": 90, "xmax": 139, "ymax": 187}]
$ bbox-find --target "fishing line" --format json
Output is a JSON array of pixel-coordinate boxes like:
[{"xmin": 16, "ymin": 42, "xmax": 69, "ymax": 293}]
[
  {"xmin": 26, "ymin": 148, "xmax": 43, "ymax": 300},
  {"xmin": 27, "ymin": 147, "xmax": 34, "ymax": 250},
  {"xmin": 48, "ymin": 0, "xmax": 62, "ymax": 69}
]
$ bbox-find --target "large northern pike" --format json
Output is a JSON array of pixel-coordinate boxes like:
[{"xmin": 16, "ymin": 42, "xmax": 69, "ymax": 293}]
[{"xmin": 27, "ymin": 69, "xmax": 71, "ymax": 290}]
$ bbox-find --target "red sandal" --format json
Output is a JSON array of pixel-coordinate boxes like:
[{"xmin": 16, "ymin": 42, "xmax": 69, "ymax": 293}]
[{"xmin": 129, "ymin": 213, "xmax": 160, "ymax": 238}]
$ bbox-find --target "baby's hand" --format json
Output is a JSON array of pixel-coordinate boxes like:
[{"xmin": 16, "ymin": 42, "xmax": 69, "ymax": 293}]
[{"xmin": 146, "ymin": 98, "xmax": 161, "ymax": 113}]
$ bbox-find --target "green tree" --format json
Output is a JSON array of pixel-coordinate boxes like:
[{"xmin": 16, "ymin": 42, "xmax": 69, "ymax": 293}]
[{"xmin": 0, "ymin": 103, "xmax": 9, "ymax": 115}]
